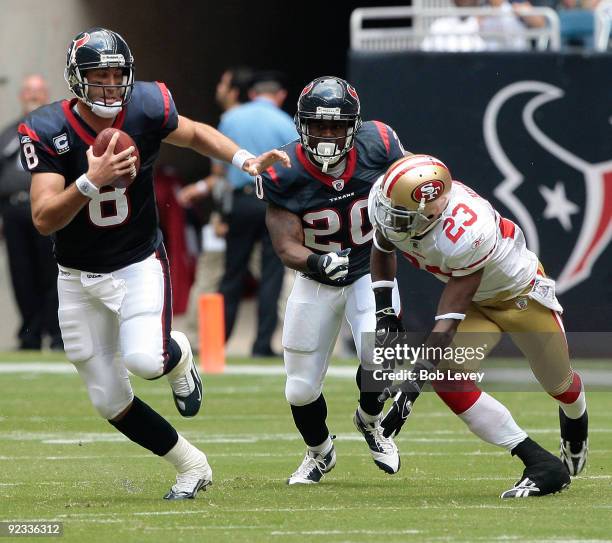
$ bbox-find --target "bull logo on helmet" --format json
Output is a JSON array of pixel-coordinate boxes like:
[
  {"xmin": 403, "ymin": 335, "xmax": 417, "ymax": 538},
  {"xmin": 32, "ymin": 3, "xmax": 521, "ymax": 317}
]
[
  {"xmin": 69, "ymin": 32, "xmax": 90, "ymax": 64},
  {"xmin": 484, "ymin": 80, "xmax": 612, "ymax": 294},
  {"xmin": 299, "ymin": 82, "xmax": 314, "ymax": 97}
]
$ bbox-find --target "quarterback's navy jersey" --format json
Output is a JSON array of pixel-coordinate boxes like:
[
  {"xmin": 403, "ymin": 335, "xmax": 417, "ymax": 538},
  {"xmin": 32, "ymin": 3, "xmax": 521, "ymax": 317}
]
[
  {"xmin": 18, "ymin": 81, "xmax": 178, "ymax": 273},
  {"xmin": 260, "ymin": 121, "xmax": 405, "ymax": 286}
]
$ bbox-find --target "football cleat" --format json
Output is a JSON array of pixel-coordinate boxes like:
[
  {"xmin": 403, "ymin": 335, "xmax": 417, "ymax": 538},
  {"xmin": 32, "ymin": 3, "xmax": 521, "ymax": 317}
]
[
  {"xmin": 559, "ymin": 407, "xmax": 588, "ymax": 476},
  {"xmin": 163, "ymin": 457, "xmax": 212, "ymax": 501},
  {"xmin": 353, "ymin": 408, "xmax": 400, "ymax": 474},
  {"xmin": 166, "ymin": 331, "xmax": 203, "ymax": 417},
  {"xmin": 500, "ymin": 457, "xmax": 570, "ymax": 499},
  {"xmin": 560, "ymin": 438, "xmax": 588, "ymax": 476},
  {"xmin": 287, "ymin": 444, "xmax": 336, "ymax": 485}
]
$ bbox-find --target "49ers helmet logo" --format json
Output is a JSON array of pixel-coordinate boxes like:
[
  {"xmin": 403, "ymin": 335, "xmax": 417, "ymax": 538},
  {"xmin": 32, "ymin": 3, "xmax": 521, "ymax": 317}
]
[{"xmin": 412, "ymin": 180, "xmax": 445, "ymax": 203}]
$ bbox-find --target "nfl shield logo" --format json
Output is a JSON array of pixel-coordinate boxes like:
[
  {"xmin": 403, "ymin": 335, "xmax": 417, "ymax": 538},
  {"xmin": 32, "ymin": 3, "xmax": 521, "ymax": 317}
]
[
  {"xmin": 333, "ymin": 179, "xmax": 344, "ymax": 191},
  {"xmin": 515, "ymin": 297, "xmax": 529, "ymax": 311}
]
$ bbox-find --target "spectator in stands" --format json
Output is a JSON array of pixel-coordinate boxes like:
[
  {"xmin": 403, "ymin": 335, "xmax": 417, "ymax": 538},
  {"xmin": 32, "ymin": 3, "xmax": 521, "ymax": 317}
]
[
  {"xmin": 556, "ymin": 0, "xmax": 600, "ymax": 48},
  {"xmin": 0, "ymin": 74, "xmax": 62, "ymax": 350},
  {"xmin": 421, "ymin": 0, "xmax": 488, "ymax": 51},
  {"xmin": 422, "ymin": 0, "xmax": 548, "ymax": 51},
  {"xmin": 481, "ymin": 0, "xmax": 535, "ymax": 50}
]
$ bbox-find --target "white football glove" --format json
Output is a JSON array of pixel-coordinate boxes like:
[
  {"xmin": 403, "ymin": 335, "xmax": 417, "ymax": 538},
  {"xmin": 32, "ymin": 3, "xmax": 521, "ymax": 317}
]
[{"xmin": 309, "ymin": 248, "xmax": 351, "ymax": 282}]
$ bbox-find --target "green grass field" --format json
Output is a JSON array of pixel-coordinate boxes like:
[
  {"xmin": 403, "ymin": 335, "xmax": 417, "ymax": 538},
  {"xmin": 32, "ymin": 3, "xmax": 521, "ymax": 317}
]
[{"xmin": 0, "ymin": 354, "xmax": 611, "ymax": 542}]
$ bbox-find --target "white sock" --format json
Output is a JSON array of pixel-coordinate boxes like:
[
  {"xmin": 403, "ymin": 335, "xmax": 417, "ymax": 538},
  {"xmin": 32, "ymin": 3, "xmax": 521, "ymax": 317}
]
[
  {"xmin": 358, "ymin": 405, "xmax": 381, "ymax": 425},
  {"xmin": 459, "ymin": 392, "xmax": 527, "ymax": 451},
  {"xmin": 309, "ymin": 435, "xmax": 333, "ymax": 455},
  {"xmin": 163, "ymin": 434, "xmax": 207, "ymax": 473},
  {"xmin": 557, "ymin": 389, "xmax": 587, "ymax": 419}
]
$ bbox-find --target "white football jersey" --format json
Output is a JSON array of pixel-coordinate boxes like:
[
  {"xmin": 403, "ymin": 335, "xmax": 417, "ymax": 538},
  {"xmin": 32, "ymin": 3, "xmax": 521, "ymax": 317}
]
[{"xmin": 369, "ymin": 180, "xmax": 539, "ymax": 301}]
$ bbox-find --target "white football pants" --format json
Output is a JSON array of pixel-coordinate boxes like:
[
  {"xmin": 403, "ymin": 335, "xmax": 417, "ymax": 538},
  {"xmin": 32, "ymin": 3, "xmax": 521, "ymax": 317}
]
[
  {"xmin": 283, "ymin": 273, "xmax": 400, "ymax": 406},
  {"xmin": 57, "ymin": 249, "xmax": 173, "ymax": 419}
]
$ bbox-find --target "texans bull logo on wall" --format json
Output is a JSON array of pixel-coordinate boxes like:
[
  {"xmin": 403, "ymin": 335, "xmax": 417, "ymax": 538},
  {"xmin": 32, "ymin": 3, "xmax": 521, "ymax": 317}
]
[{"xmin": 483, "ymin": 80, "xmax": 612, "ymax": 294}]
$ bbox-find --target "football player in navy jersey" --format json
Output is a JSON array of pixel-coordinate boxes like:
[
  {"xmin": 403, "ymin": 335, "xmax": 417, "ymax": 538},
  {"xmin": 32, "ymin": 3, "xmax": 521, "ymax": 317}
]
[
  {"xmin": 19, "ymin": 28, "xmax": 289, "ymax": 500},
  {"xmin": 258, "ymin": 76, "xmax": 409, "ymax": 484}
]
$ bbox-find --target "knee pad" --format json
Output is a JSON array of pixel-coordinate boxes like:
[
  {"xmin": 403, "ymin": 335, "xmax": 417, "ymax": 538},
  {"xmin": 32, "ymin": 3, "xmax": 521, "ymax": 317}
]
[
  {"xmin": 285, "ymin": 377, "xmax": 321, "ymax": 406},
  {"xmin": 58, "ymin": 309, "xmax": 94, "ymax": 363},
  {"xmin": 88, "ymin": 384, "xmax": 133, "ymax": 420},
  {"xmin": 282, "ymin": 302, "xmax": 320, "ymax": 352},
  {"xmin": 123, "ymin": 351, "xmax": 164, "ymax": 380}
]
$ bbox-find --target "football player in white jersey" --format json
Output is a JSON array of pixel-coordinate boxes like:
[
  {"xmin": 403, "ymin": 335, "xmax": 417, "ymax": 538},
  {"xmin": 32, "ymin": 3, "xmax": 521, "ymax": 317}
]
[{"xmin": 368, "ymin": 154, "xmax": 588, "ymax": 498}]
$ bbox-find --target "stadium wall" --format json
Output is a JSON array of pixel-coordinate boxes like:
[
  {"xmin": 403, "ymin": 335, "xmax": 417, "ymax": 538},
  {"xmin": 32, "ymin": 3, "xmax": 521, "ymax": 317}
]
[{"xmin": 349, "ymin": 51, "xmax": 612, "ymax": 334}]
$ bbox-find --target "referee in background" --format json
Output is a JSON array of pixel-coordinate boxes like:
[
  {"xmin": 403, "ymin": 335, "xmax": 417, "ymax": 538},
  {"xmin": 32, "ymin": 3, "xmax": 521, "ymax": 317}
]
[{"xmin": 187, "ymin": 70, "xmax": 297, "ymax": 357}]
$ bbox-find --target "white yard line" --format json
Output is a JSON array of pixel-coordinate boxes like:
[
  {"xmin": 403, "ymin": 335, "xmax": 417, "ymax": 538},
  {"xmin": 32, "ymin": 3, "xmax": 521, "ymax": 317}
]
[
  {"xmin": 270, "ymin": 529, "xmax": 421, "ymax": 536},
  {"xmin": 1, "ymin": 362, "xmax": 611, "ymax": 386}
]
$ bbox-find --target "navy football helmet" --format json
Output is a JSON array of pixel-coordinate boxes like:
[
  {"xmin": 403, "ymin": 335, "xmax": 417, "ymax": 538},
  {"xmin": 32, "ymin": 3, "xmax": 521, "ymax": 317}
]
[
  {"xmin": 295, "ymin": 76, "xmax": 362, "ymax": 171},
  {"xmin": 64, "ymin": 28, "xmax": 135, "ymax": 117}
]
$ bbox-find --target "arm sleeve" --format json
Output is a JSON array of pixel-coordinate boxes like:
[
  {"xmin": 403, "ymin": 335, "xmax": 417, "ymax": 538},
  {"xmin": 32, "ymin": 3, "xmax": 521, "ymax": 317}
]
[
  {"xmin": 153, "ymin": 82, "xmax": 179, "ymax": 139},
  {"xmin": 18, "ymin": 121, "xmax": 63, "ymax": 174},
  {"xmin": 371, "ymin": 121, "xmax": 407, "ymax": 164},
  {"xmin": 259, "ymin": 166, "xmax": 300, "ymax": 213}
]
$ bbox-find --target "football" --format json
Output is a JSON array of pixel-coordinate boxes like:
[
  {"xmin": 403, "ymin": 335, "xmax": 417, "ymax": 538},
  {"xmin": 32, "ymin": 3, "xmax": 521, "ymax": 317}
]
[{"xmin": 92, "ymin": 128, "xmax": 141, "ymax": 188}]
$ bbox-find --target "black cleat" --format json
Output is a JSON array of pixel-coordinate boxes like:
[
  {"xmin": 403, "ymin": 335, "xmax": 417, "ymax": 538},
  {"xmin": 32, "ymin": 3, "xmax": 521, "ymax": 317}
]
[
  {"xmin": 501, "ymin": 438, "xmax": 571, "ymax": 498},
  {"xmin": 167, "ymin": 331, "xmax": 203, "ymax": 418}
]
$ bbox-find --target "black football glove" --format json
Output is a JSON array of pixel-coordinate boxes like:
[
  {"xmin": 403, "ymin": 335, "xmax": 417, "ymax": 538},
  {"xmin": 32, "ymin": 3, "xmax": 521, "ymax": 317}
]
[
  {"xmin": 375, "ymin": 307, "xmax": 405, "ymax": 369},
  {"xmin": 307, "ymin": 248, "xmax": 351, "ymax": 282},
  {"xmin": 377, "ymin": 358, "xmax": 435, "ymax": 438},
  {"xmin": 377, "ymin": 380, "xmax": 419, "ymax": 438}
]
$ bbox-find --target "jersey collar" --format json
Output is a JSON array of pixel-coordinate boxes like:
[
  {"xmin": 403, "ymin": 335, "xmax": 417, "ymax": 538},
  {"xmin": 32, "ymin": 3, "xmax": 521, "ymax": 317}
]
[
  {"xmin": 62, "ymin": 98, "xmax": 127, "ymax": 145},
  {"xmin": 296, "ymin": 143, "xmax": 357, "ymax": 189}
]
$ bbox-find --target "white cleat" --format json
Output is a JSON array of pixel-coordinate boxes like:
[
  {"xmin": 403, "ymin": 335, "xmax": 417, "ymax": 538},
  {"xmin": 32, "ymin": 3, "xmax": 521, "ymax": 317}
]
[
  {"xmin": 353, "ymin": 409, "xmax": 400, "ymax": 474},
  {"xmin": 166, "ymin": 331, "xmax": 203, "ymax": 417},
  {"xmin": 163, "ymin": 455, "xmax": 212, "ymax": 500},
  {"xmin": 287, "ymin": 445, "xmax": 336, "ymax": 485}
]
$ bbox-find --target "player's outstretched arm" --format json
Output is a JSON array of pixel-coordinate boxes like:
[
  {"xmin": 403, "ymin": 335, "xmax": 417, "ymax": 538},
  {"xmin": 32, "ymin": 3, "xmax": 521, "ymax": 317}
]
[
  {"xmin": 164, "ymin": 115, "xmax": 290, "ymax": 175},
  {"xmin": 378, "ymin": 269, "xmax": 484, "ymax": 438},
  {"xmin": 429, "ymin": 268, "xmax": 484, "ymax": 343}
]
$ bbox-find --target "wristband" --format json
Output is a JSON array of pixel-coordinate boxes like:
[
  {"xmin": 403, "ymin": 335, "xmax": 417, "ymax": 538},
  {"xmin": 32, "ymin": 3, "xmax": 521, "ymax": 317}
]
[
  {"xmin": 374, "ymin": 287, "xmax": 393, "ymax": 312},
  {"xmin": 434, "ymin": 312, "xmax": 466, "ymax": 321},
  {"xmin": 195, "ymin": 180, "xmax": 209, "ymax": 195},
  {"xmin": 371, "ymin": 280, "xmax": 395, "ymax": 290},
  {"xmin": 75, "ymin": 174, "xmax": 99, "ymax": 198},
  {"xmin": 232, "ymin": 149, "xmax": 256, "ymax": 170}
]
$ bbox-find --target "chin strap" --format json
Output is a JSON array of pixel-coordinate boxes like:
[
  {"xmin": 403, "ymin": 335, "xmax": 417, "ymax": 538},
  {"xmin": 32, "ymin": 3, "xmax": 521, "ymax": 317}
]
[{"xmin": 90, "ymin": 101, "xmax": 122, "ymax": 119}]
